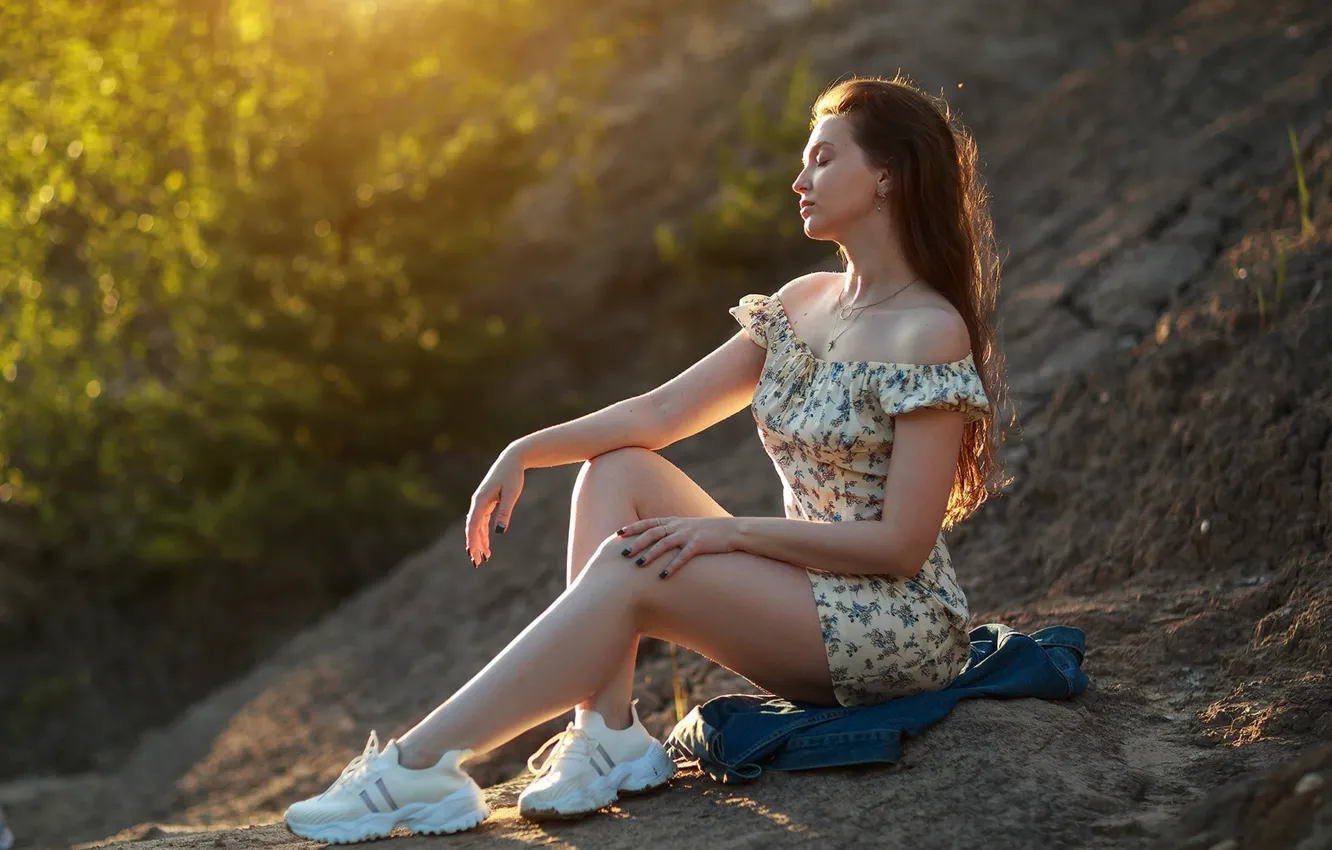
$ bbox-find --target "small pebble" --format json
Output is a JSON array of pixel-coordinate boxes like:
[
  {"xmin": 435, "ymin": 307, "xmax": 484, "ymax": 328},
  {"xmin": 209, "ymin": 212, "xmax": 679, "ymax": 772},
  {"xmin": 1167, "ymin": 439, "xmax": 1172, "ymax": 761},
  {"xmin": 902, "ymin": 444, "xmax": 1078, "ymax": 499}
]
[
  {"xmin": 1199, "ymin": 518, "xmax": 1211, "ymax": 535},
  {"xmin": 1294, "ymin": 772, "xmax": 1326, "ymax": 795}
]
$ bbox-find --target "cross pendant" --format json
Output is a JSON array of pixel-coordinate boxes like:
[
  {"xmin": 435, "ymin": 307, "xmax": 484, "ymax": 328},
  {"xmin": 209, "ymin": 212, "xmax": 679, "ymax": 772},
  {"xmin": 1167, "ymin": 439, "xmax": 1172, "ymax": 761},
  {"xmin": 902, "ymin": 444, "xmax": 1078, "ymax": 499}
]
[{"xmin": 827, "ymin": 340, "xmax": 836, "ymax": 352}]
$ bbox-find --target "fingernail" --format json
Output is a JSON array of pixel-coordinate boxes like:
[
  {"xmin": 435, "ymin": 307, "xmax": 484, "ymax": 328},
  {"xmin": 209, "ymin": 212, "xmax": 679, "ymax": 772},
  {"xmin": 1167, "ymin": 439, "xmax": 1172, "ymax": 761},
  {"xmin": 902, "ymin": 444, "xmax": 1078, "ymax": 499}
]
[
  {"xmin": 616, "ymin": 528, "xmax": 625, "ymax": 536},
  {"xmin": 621, "ymin": 547, "xmax": 631, "ymax": 557},
  {"xmin": 658, "ymin": 569, "xmax": 668, "ymax": 579},
  {"xmin": 495, "ymin": 523, "xmax": 506, "ymax": 534},
  {"xmin": 635, "ymin": 557, "xmax": 645, "ymax": 566}
]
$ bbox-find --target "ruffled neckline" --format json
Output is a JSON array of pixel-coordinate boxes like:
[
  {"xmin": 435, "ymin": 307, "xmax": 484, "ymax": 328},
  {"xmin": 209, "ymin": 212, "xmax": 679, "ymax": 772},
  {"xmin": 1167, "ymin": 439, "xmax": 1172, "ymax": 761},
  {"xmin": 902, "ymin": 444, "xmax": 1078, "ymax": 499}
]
[{"xmin": 765, "ymin": 294, "xmax": 975, "ymax": 373}]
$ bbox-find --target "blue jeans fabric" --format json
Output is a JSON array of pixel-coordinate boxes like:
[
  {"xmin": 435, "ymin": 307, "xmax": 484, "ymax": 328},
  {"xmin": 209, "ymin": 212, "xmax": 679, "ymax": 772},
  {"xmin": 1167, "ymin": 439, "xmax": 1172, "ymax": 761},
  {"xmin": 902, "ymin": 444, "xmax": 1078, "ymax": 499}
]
[{"xmin": 663, "ymin": 623, "xmax": 1089, "ymax": 784}]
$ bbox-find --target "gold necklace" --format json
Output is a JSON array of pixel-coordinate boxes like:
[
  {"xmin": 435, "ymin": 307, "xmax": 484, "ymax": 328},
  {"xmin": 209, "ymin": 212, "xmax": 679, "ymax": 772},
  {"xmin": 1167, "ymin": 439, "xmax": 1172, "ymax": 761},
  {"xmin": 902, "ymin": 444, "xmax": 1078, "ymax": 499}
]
[{"xmin": 827, "ymin": 278, "xmax": 919, "ymax": 352}]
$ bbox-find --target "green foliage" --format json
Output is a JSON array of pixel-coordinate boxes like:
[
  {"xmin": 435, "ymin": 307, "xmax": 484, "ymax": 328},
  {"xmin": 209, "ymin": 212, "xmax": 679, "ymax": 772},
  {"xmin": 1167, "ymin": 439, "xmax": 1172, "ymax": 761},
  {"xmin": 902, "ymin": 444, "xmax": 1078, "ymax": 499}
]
[
  {"xmin": 658, "ymin": 55, "xmax": 828, "ymax": 283},
  {"xmin": 0, "ymin": 0, "xmax": 626, "ymax": 588},
  {"xmin": 1244, "ymin": 127, "xmax": 1326, "ymax": 328}
]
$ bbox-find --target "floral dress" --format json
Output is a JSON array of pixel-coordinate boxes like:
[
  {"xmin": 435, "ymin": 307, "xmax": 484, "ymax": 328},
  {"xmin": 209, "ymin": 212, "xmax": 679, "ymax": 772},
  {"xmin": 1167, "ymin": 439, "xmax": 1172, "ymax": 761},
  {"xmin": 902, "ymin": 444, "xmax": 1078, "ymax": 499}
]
[{"xmin": 728, "ymin": 293, "xmax": 991, "ymax": 706}]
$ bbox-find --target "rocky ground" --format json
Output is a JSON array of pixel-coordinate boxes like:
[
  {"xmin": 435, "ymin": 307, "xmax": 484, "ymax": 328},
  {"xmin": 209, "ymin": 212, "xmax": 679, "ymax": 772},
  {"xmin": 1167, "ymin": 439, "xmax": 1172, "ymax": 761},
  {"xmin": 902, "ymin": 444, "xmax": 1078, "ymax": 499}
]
[{"xmin": 5, "ymin": 0, "xmax": 1331, "ymax": 848}]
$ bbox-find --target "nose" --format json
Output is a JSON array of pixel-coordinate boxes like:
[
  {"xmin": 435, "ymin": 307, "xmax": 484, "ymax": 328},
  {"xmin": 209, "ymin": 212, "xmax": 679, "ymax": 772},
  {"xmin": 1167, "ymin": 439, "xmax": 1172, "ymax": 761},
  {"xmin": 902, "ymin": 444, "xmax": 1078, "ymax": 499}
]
[{"xmin": 792, "ymin": 166, "xmax": 810, "ymax": 194}]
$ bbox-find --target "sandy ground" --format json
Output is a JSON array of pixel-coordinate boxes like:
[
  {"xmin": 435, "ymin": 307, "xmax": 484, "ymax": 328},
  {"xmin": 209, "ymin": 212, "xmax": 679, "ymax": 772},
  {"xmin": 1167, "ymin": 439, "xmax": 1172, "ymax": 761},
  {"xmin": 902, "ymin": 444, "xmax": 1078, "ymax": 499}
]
[{"xmin": 6, "ymin": 0, "xmax": 1332, "ymax": 848}]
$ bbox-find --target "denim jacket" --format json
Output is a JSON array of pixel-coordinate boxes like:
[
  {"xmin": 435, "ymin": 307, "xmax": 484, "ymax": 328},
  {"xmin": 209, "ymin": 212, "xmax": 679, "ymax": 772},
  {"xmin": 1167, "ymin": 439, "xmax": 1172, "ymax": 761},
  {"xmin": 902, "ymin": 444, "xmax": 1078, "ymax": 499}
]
[{"xmin": 664, "ymin": 623, "xmax": 1089, "ymax": 784}]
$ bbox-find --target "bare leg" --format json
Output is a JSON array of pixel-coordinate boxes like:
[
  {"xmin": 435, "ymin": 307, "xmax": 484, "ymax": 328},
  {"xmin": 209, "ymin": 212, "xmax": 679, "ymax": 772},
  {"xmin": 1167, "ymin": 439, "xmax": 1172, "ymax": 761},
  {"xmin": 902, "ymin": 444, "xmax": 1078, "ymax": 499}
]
[
  {"xmin": 565, "ymin": 448, "xmax": 733, "ymax": 729},
  {"xmin": 393, "ymin": 448, "xmax": 835, "ymax": 768}
]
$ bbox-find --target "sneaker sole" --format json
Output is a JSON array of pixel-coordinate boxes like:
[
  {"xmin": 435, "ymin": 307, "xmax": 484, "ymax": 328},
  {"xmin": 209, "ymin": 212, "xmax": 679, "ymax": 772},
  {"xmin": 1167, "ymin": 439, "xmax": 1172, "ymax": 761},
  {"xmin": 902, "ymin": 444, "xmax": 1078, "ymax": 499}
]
[
  {"xmin": 286, "ymin": 783, "xmax": 490, "ymax": 843},
  {"xmin": 519, "ymin": 741, "xmax": 677, "ymax": 822}
]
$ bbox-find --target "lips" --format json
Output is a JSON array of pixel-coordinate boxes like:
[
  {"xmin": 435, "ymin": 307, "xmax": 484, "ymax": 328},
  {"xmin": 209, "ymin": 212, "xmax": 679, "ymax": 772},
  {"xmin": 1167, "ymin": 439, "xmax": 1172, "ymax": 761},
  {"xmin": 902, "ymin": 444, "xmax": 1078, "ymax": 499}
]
[{"xmin": 799, "ymin": 200, "xmax": 815, "ymax": 217}]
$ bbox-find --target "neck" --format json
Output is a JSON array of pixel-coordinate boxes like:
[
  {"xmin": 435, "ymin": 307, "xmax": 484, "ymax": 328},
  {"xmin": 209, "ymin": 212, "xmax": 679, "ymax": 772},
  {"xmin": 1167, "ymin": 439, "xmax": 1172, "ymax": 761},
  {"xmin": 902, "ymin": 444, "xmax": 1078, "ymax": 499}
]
[{"xmin": 838, "ymin": 220, "xmax": 917, "ymax": 303}]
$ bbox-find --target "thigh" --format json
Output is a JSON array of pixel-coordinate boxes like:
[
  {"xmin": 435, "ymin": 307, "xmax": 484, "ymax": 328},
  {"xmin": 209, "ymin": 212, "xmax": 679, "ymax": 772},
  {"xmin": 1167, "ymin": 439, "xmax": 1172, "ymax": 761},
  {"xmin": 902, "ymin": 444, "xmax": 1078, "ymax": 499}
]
[
  {"xmin": 585, "ymin": 540, "xmax": 838, "ymax": 707},
  {"xmin": 578, "ymin": 449, "xmax": 837, "ymax": 705}
]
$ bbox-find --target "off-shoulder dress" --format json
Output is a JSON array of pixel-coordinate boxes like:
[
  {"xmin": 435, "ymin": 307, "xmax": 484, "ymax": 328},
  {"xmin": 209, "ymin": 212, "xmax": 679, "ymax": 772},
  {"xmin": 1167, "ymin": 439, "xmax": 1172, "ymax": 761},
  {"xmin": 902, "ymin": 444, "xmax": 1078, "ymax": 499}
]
[{"xmin": 728, "ymin": 293, "xmax": 991, "ymax": 706}]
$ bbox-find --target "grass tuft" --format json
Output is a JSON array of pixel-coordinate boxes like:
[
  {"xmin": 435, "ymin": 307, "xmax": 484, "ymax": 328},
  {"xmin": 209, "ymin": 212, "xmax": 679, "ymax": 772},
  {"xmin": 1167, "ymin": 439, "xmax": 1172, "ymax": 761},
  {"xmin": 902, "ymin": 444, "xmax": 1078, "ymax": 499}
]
[{"xmin": 1288, "ymin": 124, "xmax": 1313, "ymax": 239}]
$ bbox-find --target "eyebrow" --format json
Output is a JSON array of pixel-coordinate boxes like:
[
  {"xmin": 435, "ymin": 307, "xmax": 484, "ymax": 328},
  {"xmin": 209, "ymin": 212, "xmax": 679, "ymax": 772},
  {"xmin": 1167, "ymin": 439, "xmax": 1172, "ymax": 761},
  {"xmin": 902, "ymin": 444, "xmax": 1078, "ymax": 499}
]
[{"xmin": 802, "ymin": 141, "xmax": 834, "ymax": 163}]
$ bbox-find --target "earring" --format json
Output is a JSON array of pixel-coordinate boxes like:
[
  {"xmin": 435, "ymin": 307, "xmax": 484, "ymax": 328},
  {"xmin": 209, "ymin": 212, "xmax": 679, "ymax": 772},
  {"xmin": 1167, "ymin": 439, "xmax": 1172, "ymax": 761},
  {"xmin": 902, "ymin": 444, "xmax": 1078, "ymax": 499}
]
[{"xmin": 875, "ymin": 194, "xmax": 884, "ymax": 211}]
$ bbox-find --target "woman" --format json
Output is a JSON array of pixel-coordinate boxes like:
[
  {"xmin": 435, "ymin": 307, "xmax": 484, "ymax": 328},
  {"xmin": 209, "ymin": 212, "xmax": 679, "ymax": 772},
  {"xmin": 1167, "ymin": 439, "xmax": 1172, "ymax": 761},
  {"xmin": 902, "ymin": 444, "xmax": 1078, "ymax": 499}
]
[{"xmin": 284, "ymin": 74, "xmax": 1005, "ymax": 843}]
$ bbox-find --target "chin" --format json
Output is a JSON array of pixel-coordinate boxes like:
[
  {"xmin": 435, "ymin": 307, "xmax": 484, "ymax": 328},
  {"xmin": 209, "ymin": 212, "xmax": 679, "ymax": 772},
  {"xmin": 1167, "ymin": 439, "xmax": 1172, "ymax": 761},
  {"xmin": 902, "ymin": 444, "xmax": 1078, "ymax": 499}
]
[{"xmin": 802, "ymin": 217, "xmax": 841, "ymax": 242}]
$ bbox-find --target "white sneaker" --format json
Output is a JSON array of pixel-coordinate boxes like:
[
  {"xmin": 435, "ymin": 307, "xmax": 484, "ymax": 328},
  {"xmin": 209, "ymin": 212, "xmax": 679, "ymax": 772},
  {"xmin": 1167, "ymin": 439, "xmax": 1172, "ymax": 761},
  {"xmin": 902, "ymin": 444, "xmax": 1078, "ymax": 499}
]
[
  {"xmin": 518, "ymin": 702, "xmax": 677, "ymax": 821},
  {"xmin": 284, "ymin": 732, "xmax": 489, "ymax": 843}
]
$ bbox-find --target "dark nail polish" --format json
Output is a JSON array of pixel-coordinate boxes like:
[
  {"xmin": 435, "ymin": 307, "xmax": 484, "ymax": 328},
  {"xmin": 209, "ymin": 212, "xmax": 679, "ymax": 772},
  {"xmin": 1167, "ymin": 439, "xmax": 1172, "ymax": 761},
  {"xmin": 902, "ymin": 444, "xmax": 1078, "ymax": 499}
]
[
  {"xmin": 621, "ymin": 547, "xmax": 631, "ymax": 557},
  {"xmin": 635, "ymin": 557, "xmax": 645, "ymax": 566},
  {"xmin": 659, "ymin": 569, "xmax": 668, "ymax": 579},
  {"xmin": 617, "ymin": 528, "xmax": 627, "ymax": 536},
  {"xmin": 495, "ymin": 523, "xmax": 506, "ymax": 534}
]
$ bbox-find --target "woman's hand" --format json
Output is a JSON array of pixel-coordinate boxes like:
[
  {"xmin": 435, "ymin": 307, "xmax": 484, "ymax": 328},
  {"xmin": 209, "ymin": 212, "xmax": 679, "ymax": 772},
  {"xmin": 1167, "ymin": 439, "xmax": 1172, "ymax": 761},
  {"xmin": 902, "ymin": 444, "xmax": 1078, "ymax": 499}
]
[
  {"xmin": 615, "ymin": 516, "xmax": 740, "ymax": 579},
  {"xmin": 465, "ymin": 447, "xmax": 527, "ymax": 566}
]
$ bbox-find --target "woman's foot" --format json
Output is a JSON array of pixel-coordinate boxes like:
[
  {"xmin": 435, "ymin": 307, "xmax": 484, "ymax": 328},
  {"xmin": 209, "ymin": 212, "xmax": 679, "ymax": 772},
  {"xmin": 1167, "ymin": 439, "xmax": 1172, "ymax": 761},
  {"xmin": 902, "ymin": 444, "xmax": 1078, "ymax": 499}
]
[
  {"xmin": 518, "ymin": 702, "xmax": 677, "ymax": 821},
  {"xmin": 284, "ymin": 732, "xmax": 489, "ymax": 843}
]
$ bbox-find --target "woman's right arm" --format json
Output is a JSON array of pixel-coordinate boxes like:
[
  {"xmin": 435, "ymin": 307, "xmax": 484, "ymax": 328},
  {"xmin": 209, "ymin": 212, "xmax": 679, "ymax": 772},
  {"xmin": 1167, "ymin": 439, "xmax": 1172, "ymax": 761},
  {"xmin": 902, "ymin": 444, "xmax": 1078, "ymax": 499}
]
[
  {"xmin": 465, "ymin": 330, "xmax": 767, "ymax": 564},
  {"xmin": 508, "ymin": 394, "xmax": 671, "ymax": 471}
]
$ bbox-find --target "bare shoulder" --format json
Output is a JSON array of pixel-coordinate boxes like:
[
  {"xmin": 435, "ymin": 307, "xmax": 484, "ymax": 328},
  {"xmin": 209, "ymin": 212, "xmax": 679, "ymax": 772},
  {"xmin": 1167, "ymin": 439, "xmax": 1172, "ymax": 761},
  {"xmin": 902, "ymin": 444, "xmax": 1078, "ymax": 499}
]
[
  {"xmin": 773, "ymin": 270, "xmax": 841, "ymax": 309},
  {"xmin": 899, "ymin": 302, "xmax": 972, "ymax": 364}
]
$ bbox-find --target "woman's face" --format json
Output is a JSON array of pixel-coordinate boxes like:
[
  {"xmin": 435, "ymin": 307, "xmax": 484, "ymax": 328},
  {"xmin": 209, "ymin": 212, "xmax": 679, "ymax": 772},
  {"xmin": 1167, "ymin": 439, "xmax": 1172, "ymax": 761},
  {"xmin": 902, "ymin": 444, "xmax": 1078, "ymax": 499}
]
[{"xmin": 791, "ymin": 115, "xmax": 885, "ymax": 242}]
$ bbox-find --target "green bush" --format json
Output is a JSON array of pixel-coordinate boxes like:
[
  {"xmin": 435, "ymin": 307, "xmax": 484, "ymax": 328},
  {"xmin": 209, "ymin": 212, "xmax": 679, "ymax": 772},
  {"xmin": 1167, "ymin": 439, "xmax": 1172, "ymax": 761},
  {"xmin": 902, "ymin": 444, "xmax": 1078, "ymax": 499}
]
[{"xmin": 0, "ymin": 0, "xmax": 629, "ymax": 593}]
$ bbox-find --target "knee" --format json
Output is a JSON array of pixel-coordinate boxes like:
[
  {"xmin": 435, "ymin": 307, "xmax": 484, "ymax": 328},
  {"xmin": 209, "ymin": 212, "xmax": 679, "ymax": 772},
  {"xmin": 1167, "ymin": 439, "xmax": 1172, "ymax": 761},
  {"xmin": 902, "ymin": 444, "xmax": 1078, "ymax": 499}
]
[{"xmin": 575, "ymin": 447, "xmax": 661, "ymax": 495}]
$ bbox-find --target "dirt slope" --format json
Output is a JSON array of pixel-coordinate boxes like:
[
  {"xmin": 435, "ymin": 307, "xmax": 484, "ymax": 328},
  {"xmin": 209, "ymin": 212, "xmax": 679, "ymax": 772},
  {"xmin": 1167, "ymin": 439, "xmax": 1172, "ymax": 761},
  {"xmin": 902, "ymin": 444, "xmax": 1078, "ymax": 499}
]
[{"xmin": 7, "ymin": 0, "xmax": 1332, "ymax": 848}]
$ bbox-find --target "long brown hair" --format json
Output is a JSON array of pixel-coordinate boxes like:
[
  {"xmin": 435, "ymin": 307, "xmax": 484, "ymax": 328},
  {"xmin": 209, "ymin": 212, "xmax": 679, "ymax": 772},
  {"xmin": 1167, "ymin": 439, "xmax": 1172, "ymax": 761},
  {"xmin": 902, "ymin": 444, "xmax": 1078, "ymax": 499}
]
[{"xmin": 813, "ymin": 74, "xmax": 1008, "ymax": 527}]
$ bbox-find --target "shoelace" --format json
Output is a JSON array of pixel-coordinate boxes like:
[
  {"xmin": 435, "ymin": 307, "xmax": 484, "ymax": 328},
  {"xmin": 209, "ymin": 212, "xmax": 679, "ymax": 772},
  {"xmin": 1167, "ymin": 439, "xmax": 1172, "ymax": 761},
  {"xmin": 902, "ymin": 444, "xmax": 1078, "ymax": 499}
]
[
  {"xmin": 327, "ymin": 731, "xmax": 383, "ymax": 793},
  {"xmin": 526, "ymin": 723, "xmax": 592, "ymax": 777}
]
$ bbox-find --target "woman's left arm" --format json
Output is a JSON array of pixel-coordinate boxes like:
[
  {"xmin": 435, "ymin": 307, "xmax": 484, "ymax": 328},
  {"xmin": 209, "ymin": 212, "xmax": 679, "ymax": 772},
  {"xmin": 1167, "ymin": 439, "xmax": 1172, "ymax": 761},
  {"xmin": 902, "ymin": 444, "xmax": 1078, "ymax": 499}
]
[{"xmin": 620, "ymin": 406, "xmax": 967, "ymax": 579}]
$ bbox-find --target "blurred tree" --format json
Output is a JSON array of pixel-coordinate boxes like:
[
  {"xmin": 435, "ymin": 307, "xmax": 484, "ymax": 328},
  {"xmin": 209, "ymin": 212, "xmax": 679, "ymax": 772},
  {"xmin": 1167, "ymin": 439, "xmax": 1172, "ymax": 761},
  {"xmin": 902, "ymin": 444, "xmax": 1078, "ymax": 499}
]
[{"xmin": 0, "ymin": 0, "xmax": 626, "ymax": 593}]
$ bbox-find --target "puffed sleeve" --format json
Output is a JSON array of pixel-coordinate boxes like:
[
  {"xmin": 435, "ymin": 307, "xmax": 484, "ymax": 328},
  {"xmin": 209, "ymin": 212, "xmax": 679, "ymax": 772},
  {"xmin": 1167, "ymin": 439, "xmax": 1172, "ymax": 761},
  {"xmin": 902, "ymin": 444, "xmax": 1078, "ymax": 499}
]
[
  {"xmin": 879, "ymin": 358, "xmax": 991, "ymax": 423},
  {"xmin": 727, "ymin": 293, "xmax": 774, "ymax": 349}
]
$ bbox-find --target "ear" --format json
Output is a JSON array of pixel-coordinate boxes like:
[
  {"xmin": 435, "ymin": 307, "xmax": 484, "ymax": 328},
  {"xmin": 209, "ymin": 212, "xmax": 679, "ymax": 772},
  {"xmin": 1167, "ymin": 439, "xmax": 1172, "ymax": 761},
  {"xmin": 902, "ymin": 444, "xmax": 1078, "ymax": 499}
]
[{"xmin": 876, "ymin": 168, "xmax": 894, "ymax": 196}]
